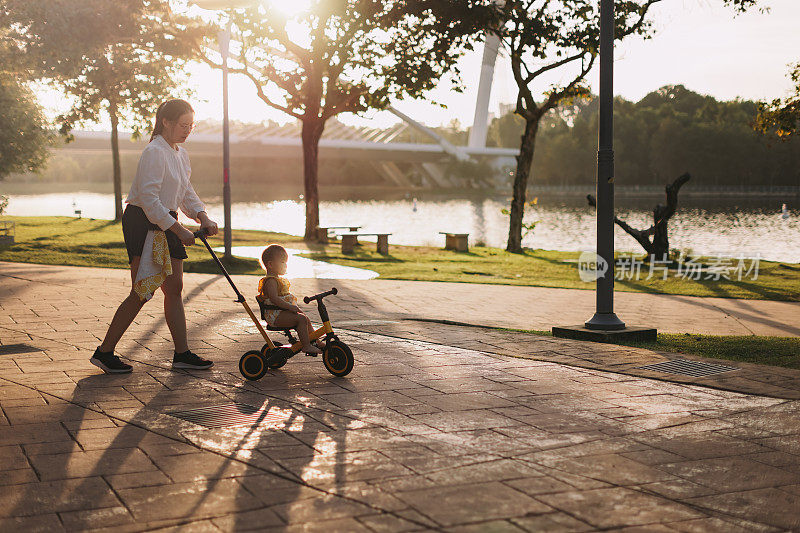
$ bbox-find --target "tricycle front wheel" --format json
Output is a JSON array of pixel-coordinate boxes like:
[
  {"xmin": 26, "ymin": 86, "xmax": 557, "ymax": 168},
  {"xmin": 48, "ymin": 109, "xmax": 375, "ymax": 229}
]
[{"xmin": 323, "ymin": 340, "xmax": 354, "ymax": 377}]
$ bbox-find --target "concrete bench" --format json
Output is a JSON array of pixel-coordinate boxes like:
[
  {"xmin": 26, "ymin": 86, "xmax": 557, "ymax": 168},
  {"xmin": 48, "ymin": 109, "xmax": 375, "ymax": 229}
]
[
  {"xmin": 0, "ymin": 221, "xmax": 15, "ymax": 245},
  {"xmin": 340, "ymin": 232, "xmax": 391, "ymax": 255},
  {"xmin": 439, "ymin": 232, "xmax": 469, "ymax": 252},
  {"xmin": 316, "ymin": 225, "xmax": 361, "ymax": 243}
]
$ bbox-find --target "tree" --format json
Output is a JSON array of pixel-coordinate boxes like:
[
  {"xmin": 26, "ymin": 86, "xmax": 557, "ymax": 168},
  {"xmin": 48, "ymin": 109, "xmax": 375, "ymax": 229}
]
[
  {"xmin": 718, "ymin": 0, "xmax": 799, "ymax": 138},
  {"xmin": 200, "ymin": 1, "xmax": 491, "ymax": 240},
  {"xmin": 1, "ymin": 0, "xmax": 119, "ymax": 77},
  {"xmin": 493, "ymin": 0, "xmax": 661, "ymax": 253},
  {"xmin": 755, "ymin": 63, "xmax": 800, "ymax": 139},
  {"xmin": 723, "ymin": 0, "xmax": 761, "ymax": 13},
  {"xmin": 0, "ymin": 0, "xmax": 102, "ymax": 180},
  {"xmin": 2, "ymin": 0, "xmax": 207, "ymax": 220},
  {"xmin": 488, "ymin": 85, "xmax": 800, "ymax": 188},
  {"xmin": 53, "ymin": 2, "xmax": 207, "ymax": 221},
  {"xmin": 0, "ymin": 76, "xmax": 53, "ymax": 179},
  {"xmin": 588, "ymin": 173, "xmax": 690, "ymax": 259}
]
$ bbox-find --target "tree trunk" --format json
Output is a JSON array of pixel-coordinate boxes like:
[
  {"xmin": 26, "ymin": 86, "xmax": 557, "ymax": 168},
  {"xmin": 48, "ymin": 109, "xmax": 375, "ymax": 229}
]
[
  {"xmin": 301, "ymin": 118, "xmax": 325, "ymax": 241},
  {"xmin": 506, "ymin": 119, "xmax": 539, "ymax": 253},
  {"xmin": 587, "ymin": 172, "xmax": 691, "ymax": 260},
  {"xmin": 109, "ymin": 106, "xmax": 123, "ymax": 222}
]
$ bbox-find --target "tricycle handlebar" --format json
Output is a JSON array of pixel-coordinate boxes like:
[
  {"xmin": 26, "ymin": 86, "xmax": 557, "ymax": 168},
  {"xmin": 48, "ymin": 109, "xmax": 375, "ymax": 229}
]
[{"xmin": 304, "ymin": 287, "xmax": 338, "ymax": 304}]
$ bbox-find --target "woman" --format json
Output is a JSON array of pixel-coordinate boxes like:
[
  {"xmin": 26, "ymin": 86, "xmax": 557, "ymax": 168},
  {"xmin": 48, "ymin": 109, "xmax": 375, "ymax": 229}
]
[{"xmin": 91, "ymin": 99, "xmax": 219, "ymax": 374}]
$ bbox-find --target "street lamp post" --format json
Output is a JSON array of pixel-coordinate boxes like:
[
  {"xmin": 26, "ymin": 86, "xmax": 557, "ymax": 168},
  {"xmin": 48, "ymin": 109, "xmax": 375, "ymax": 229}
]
[
  {"xmin": 218, "ymin": 22, "xmax": 233, "ymax": 260},
  {"xmin": 584, "ymin": 0, "xmax": 625, "ymax": 331},
  {"xmin": 554, "ymin": 0, "xmax": 655, "ymax": 342},
  {"xmin": 190, "ymin": 0, "xmax": 255, "ymax": 260}
]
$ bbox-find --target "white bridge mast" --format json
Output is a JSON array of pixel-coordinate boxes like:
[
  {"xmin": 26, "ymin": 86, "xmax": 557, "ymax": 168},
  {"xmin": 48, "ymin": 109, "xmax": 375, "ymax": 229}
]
[{"xmin": 468, "ymin": 34, "xmax": 500, "ymax": 150}]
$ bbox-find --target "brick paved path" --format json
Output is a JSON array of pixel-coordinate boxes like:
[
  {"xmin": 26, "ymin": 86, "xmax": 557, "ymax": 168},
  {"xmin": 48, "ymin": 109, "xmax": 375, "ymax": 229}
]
[
  {"xmin": 3, "ymin": 262, "xmax": 800, "ymax": 337},
  {"xmin": 1, "ymin": 262, "xmax": 799, "ymax": 531}
]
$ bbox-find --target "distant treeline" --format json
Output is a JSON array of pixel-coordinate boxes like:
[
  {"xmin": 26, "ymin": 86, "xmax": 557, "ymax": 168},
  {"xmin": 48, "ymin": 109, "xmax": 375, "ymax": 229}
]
[
  {"xmin": 399, "ymin": 85, "xmax": 800, "ymax": 187},
  {"xmin": 8, "ymin": 150, "xmax": 390, "ymax": 197},
  {"xmin": 8, "ymin": 85, "xmax": 799, "ymax": 190}
]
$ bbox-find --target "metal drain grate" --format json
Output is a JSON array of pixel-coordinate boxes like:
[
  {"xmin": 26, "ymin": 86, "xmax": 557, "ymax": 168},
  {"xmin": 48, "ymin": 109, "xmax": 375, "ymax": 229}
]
[
  {"xmin": 638, "ymin": 359, "xmax": 739, "ymax": 378},
  {"xmin": 167, "ymin": 403, "xmax": 286, "ymax": 429},
  {"xmin": 0, "ymin": 343, "xmax": 42, "ymax": 356}
]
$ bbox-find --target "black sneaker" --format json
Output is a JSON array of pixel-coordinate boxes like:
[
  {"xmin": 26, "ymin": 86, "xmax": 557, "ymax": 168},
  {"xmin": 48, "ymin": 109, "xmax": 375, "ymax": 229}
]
[
  {"xmin": 172, "ymin": 350, "xmax": 213, "ymax": 370},
  {"xmin": 90, "ymin": 348, "xmax": 133, "ymax": 374}
]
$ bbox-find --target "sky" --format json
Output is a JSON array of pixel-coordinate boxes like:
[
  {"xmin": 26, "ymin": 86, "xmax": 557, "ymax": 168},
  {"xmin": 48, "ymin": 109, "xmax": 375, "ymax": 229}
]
[{"xmin": 35, "ymin": 0, "xmax": 800, "ymax": 131}]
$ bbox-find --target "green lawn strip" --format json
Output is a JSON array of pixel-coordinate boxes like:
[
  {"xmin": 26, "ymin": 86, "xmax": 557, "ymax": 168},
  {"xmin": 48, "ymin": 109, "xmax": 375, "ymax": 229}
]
[
  {"xmin": 392, "ymin": 320, "xmax": 800, "ymax": 370},
  {"xmin": 625, "ymin": 333, "xmax": 800, "ymax": 370},
  {"xmin": 0, "ymin": 216, "xmax": 288, "ymax": 275},
  {"xmin": 2, "ymin": 216, "xmax": 800, "ymax": 302},
  {"xmin": 492, "ymin": 327, "xmax": 800, "ymax": 370},
  {"xmin": 300, "ymin": 246, "xmax": 800, "ymax": 301}
]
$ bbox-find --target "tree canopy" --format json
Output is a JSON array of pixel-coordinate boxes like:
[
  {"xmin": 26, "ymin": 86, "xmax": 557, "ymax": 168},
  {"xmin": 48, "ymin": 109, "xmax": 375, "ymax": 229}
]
[
  {"xmin": 719, "ymin": 0, "xmax": 798, "ymax": 138},
  {"xmin": 200, "ymin": 0, "xmax": 492, "ymax": 238},
  {"xmin": 755, "ymin": 63, "xmax": 800, "ymax": 139},
  {"xmin": 2, "ymin": 0, "xmax": 207, "ymax": 218},
  {"xmin": 486, "ymin": 85, "xmax": 800, "ymax": 188},
  {"xmin": 491, "ymin": 0, "xmax": 660, "ymax": 252},
  {"xmin": 50, "ymin": 2, "xmax": 205, "ymax": 139},
  {"xmin": 0, "ymin": 76, "xmax": 53, "ymax": 179}
]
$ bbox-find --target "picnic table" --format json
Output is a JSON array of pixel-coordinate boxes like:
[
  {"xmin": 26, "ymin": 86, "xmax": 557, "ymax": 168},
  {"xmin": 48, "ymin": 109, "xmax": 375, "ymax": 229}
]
[
  {"xmin": 316, "ymin": 225, "xmax": 362, "ymax": 243},
  {"xmin": 340, "ymin": 232, "xmax": 391, "ymax": 255},
  {"xmin": 439, "ymin": 232, "xmax": 469, "ymax": 252}
]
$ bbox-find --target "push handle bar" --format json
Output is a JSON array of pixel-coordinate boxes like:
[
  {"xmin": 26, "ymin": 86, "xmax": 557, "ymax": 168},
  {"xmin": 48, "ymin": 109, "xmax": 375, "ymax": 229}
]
[
  {"xmin": 191, "ymin": 228, "xmax": 245, "ymax": 302},
  {"xmin": 304, "ymin": 287, "xmax": 338, "ymax": 304}
]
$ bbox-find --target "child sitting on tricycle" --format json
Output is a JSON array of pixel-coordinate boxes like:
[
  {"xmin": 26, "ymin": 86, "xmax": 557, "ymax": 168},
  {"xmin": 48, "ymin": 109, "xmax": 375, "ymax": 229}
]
[{"xmin": 256, "ymin": 244, "xmax": 324, "ymax": 355}]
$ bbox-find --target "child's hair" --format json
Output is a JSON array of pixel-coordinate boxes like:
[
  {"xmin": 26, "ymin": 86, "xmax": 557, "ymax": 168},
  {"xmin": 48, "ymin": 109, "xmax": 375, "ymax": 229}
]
[
  {"xmin": 260, "ymin": 244, "xmax": 288, "ymax": 270},
  {"xmin": 149, "ymin": 99, "xmax": 194, "ymax": 142}
]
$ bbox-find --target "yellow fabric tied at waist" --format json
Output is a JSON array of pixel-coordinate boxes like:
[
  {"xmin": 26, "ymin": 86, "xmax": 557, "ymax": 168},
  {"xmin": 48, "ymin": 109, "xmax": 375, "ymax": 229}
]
[{"xmin": 133, "ymin": 230, "xmax": 172, "ymax": 302}]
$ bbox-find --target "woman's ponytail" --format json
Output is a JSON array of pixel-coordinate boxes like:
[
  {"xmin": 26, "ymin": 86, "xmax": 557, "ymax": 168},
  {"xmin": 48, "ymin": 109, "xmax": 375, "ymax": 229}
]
[{"xmin": 149, "ymin": 99, "xmax": 194, "ymax": 142}]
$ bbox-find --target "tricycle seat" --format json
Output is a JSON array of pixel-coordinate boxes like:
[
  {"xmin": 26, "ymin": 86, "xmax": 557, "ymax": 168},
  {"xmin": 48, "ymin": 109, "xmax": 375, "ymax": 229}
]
[
  {"xmin": 257, "ymin": 298, "xmax": 280, "ymax": 320},
  {"xmin": 257, "ymin": 298, "xmax": 296, "ymax": 336}
]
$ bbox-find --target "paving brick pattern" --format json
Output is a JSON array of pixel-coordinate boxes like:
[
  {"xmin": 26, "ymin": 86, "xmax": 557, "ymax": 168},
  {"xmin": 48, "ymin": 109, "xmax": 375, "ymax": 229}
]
[
  {"xmin": 1, "ymin": 262, "xmax": 799, "ymax": 531},
  {"xmin": 342, "ymin": 320, "xmax": 800, "ymax": 400}
]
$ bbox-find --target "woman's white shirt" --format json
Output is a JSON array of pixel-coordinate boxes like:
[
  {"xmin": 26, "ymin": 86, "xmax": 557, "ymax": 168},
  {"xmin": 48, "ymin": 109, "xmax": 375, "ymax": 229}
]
[{"xmin": 126, "ymin": 134, "xmax": 205, "ymax": 231}]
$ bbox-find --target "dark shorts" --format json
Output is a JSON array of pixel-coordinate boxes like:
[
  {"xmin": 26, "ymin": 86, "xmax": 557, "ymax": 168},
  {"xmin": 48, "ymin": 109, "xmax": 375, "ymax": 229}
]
[{"xmin": 122, "ymin": 204, "xmax": 187, "ymax": 264}]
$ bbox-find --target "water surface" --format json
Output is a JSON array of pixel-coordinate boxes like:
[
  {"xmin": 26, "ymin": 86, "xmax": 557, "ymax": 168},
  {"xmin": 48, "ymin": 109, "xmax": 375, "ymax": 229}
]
[{"xmin": 5, "ymin": 192, "xmax": 799, "ymax": 262}]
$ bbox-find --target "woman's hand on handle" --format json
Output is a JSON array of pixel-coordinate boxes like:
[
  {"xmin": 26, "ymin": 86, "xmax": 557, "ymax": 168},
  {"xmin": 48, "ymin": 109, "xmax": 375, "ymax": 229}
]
[
  {"xmin": 170, "ymin": 222, "xmax": 196, "ymax": 246},
  {"xmin": 197, "ymin": 212, "xmax": 218, "ymax": 237}
]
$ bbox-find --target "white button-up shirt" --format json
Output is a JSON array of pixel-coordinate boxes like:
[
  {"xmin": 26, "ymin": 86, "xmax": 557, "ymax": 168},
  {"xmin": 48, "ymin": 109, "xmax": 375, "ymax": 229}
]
[{"xmin": 126, "ymin": 135, "xmax": 205, "ymax": 231}]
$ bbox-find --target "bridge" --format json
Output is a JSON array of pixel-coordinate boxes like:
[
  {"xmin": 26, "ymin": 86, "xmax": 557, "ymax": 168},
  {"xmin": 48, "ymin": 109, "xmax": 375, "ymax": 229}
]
[{"xmin": 63, "ymin": 38, "xmax": 517, "ymax": 189}]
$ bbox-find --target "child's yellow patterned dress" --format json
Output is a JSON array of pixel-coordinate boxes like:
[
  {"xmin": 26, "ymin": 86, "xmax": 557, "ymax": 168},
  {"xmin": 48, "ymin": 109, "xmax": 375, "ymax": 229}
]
[{"xmin": 257, "ymin": 274, "xmax": 298, "ymax": 325}]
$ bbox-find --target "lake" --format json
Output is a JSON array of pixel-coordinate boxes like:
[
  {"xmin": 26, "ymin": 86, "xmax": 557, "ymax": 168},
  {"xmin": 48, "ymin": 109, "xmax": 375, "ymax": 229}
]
[{"xmin": 4, "ymin": 192, "xmax": 799, "ymax": 263}]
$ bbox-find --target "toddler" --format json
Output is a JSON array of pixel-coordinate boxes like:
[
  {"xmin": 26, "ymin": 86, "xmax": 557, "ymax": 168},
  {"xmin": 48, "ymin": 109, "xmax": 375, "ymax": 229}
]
[{"xmin": 257, "ymin": 245, "xmax": 322, "ymax": 354}]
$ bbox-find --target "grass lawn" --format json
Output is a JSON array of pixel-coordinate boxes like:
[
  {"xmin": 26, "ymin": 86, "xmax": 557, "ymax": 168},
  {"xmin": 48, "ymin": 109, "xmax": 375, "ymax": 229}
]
[
  {"xmin": 301, "ymin": 246, "xmax": 800, "ymax": 302},
  {"xmin": 516, "ymin": 328, "xmax": 800, "ymax": 370},
  {"xmin": 627, "ymin": 333, "xmax": 800, "ymax": 370},
  {"xmin": 0, "ymin": 216, "xmax": 280, "ymax": 275},
  {"xmin": 2, "ymin": 216, "xmax": 800, "ymax": 302},
  {"xmin": 1, "ymin": 217, "xmax": 798, "ymax": 368}
]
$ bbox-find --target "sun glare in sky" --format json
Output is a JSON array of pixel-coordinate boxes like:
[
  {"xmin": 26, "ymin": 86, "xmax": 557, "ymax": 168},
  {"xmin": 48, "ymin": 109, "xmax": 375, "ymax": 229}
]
[
  {"xmin": 267, "ymin": 0, "xmax": 312, "ymax": 17},
  {"xmin": 31, "ymin": 0, "xmax": 800, "ymax": 132}
]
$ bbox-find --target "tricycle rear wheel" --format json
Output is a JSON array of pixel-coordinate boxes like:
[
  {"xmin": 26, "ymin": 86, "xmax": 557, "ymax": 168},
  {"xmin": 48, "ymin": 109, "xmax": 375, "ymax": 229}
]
[
  {"xmin": 239, "ymin": 350, "xmax": 268, "ymax": 381},
  {"xmin": 262, "ymin": 343, "xmax": 287, "ymax": 369}
]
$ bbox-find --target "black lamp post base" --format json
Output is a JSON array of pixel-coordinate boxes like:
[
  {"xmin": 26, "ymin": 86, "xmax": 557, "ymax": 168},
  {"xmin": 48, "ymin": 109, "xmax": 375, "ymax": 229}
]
[
  {"xmin": 553, "ymin": 324, "xmax": 657, "ymax": 343},
  {"xmin": 584, "ymin": 312, "xmax": 626, "ymax": 330}
]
